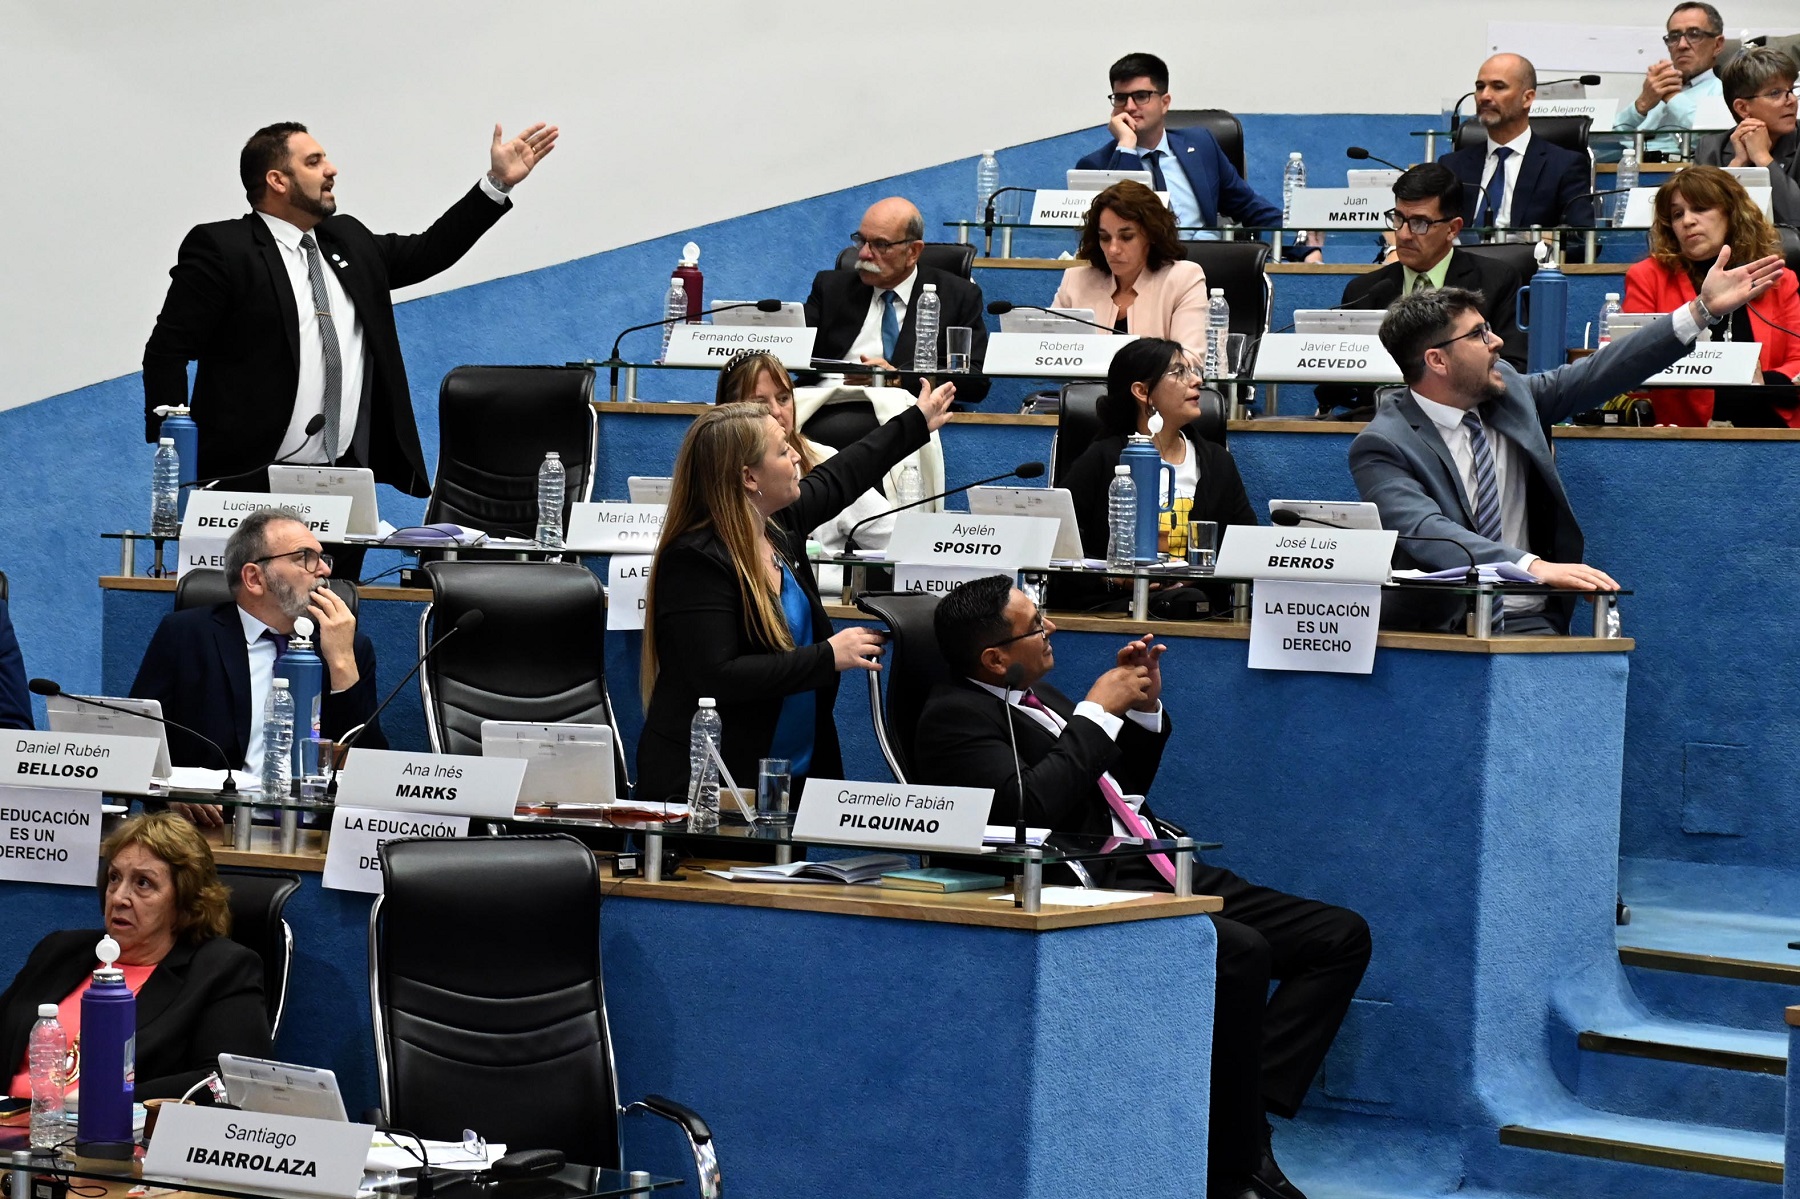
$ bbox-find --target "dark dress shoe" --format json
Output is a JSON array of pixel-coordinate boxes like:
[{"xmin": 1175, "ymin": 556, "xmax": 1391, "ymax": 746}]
[{"xmin": 1249, "ymin": 1141, "xmax": 1309, "ymax": 1199}]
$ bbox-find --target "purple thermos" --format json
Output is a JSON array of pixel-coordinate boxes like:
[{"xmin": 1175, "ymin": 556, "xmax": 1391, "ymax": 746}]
[{"xmin": 76, "ymin": 935, "xmax": 135, "ymax": 1158}]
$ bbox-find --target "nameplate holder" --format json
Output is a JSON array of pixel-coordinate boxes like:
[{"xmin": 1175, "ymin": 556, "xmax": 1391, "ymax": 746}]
[
  {"xmin": 886, "ymin": 513, "xmax": 1058, "ymax": 571},
  {"xmin": 177, "ymin": 491, "xmax": 353, "ymax": 581},
  {"xmin": 1214, "ymin": 525, "xmax": 1396, "ymax": 585},
  {"xmin": 1030, "ymin": 189, "xmax": 1171, "ymax": 226},
  {"xmin": 1527, "ymin": 98, "xmax": 1621, "ymax": 130},
  {"xmin": 983, "ymin": 332, "xmax": 1136, "ymax": 378},
  {"xmin": 607, "ymin": 554, "xmax": 654, "ymax": 632},
  {"xmin": 1247, "ymin": 580, "xmax": 1382, "ymax": 676},
  {"xmin": 333, "ymin": 749, "xmax": 525, "ymax": 818},
  {"xmin": 663, "ymin": 324, "xmax": 816, "ymax": 370},
  {"xmin": 1641, "ymin": 340, "xmax": 1763, "ymax": 386},
  {"xmin": 1251, "ymin": 333, "xmax": 1402, "ymax": 383},
  {"xmin": 322, "ymin": 806, "xmax": 473, "ymax": 895},
  {"xmin": 0, "ymin": 786, "xmax": 103, "ymax": 887},
  {"xmin": 143, "ymin": 1101, "xmax": 375, "ymax": 1199},
  {"xmin": 565, "ymin": 503, "xmax": 665, "ymax": 553},
  {"xmin": 0, "ymin": 731, "xmax": 158, "ymax": 793},
  {"xmin": 1283, "ymin": 188, "xmax": 1392, "ymax": 229},
  {"xmin": 1621, "ymin": 186, "xmax": 1771, "ymax": 227},
  {"xmin": 791, "ymin": 779, "xmax": 993, "ymax": 853}
]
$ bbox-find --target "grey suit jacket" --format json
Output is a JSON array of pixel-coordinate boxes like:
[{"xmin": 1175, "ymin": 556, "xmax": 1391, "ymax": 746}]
[{"xmin": 1694, "ymin": 130, "xmax": 1800, "ymax": 226}]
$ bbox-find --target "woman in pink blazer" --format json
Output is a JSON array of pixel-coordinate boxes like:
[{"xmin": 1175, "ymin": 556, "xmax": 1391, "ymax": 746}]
[{"xmin": 1051, "ymin": 180, "xmax": 1209, "ymax": 354}]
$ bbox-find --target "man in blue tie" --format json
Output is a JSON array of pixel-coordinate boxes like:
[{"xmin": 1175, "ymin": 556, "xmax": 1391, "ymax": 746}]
[{"xmin": 1437, "ymin": 54, "xmax": 1597, "ymax": 232}]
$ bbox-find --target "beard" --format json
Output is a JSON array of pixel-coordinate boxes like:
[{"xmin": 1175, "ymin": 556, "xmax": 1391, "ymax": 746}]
[
  {"xmin": 268, "ymin": 572, "xmax": 320, "ymax": 621},
  {"xmin": 287, "ymin": 177, "xmax": 337, "ymax": 221}
]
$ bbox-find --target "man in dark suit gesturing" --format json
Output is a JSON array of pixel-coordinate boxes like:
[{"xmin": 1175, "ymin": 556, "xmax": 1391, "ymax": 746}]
[
  {"xmin": 143, "ymin": 119, "xmax": 557, "ymax": 496},
  {"xmin": 915, "ymin": 576, "xmax": 1371, "ymax": 1199},
  {"xmin": 1439, "ymin": 54, "xmax": 1595, "ymax": 230}
]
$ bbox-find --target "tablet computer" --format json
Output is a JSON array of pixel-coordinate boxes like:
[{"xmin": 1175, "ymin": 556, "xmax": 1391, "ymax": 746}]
[
  {"xmin": 46, "ymin": 694, "xmax": 171, "ymax": 779},
  {"xmin": 480, "ymin": 721, "xmax": 616, "ymax": 806},
  {"xmin": 266, "ymin": 465, "xmax": 380, "ymax": 536},
  {"xmin": 967, "ymin": 486, "xmax": 1086, "ymax": 562},
  {"xmin": 1267, "ymin": 500, "xmax": 1384, "ymax": 530},
  {"xmin": 218, "ymin": 1054, "xmax": 348, "ymax": 1122}
]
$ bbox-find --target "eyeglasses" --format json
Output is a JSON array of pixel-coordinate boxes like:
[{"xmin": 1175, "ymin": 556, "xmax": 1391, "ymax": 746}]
[
  {"xmin": 987, "ymin": 615, "xmax": 1049, "ymax": 650},
  {"xmin": 1662, "ymin": 27, "xmax": 1720, "ymax": 45},
  {"xmin": 849, "ymin": 232, "xmax": 918, "ymax": 254},
  {"xmin": 1748, "ymin": 85, "xmax": 1800, "ymax": 104},
  {"xmin": 1385, "ymin": 208, "xmax": 1458, "ymax": 236},
  {"xmin": 1164, "ymin": 362, "xmax": 1199, "ymax": 382},
  {"xmin": 1428, "ymin": 322, "xmax": 1495, "ymax": 352},
  {"xmin": 1108, "ymin": 89, "xmax": 1163, "ymax": 107},
  {"xmin": 254, "ymin": 547, "xmax": 332, "ymax": 572}
]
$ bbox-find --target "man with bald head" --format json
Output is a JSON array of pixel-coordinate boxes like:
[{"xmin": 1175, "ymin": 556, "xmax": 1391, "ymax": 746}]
[
  {"xmin": 804, "ymin": 197, "xmax": 990, "ymax": 403},
  {"xmin": 1439, "ymin": 54, "xmax": 1596, "ymax": 230}
]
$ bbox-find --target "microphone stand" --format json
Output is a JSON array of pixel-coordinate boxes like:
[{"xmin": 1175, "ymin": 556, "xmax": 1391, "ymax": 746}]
[
  {"xmin": 982, "ymin": 187, "xmax": 1035, "ymax": 257},
  {"xmin": 34, "ymin": 687, "xmax": 241, "ymax": 796},
  {"xmin": 325, "ymin": 614, "xmax": 481, "ymax": 800},
  {"xmin": 180, "ymin": 415, "xmax": 329, "ymax": 492},
  {"xmin": 1271, "ymin": 509, "xmax": 1506, "ymax": 635},
  {"xmin": 986, "ymin": 302, "xmax": 1126, "ymax": 337},
  {"xmin": 999, "ymin": 664, "xmax": 1037, "ymax": 910}
]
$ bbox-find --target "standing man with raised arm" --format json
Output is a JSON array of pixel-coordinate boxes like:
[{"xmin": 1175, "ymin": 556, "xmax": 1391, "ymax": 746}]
[
  {"xmin": 1439, "ymin": 54, "xmax": 1596, "ymax": 231},
  {"xmin": 1615, "ymin": 3, "xmax": 1732, "ymax": 157},
  {"xmin": 143, "ymin": 119, "xmax": 558, "ymax": 496}
]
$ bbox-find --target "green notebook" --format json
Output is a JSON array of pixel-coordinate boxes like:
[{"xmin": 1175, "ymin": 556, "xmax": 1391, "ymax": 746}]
[{"xmin": 879, "ymin": 867, "xmax": 1006, "ymax": 893}]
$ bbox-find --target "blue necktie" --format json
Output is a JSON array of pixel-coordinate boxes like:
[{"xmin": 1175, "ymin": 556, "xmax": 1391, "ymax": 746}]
[
  {"xmin": 1478, "ymin": 146, "xmax": 1512, "ymax": 227},
  {"xmin": 1141, "ymin": 148, "xmax": 1167, "ymax": 191},
  {"xmin": 879, "ymin": 290, "xmax": 899, "ymax": 362}
]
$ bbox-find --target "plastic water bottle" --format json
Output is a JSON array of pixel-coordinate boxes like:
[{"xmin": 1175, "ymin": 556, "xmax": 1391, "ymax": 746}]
[
  {"xmin": 28, "ymin": 1005, "xmax": 66, "ymax": 1150},
  {"xmin": 1107, "ymin": 467, "xmax": 1137, "ymax": 568},
  {"xmin": 1597, "ymin": 293, "xmax": 1622, "ymax": 346},
  {"xmin": 976, "ymin": 150, "xmax": 1001, "ymax": 221},
  {"xmin": 688, "ymin": 698, "xmax": 722, "ymax": 831},
  {"xmin": 1282, "ymin": 152, "xmax": 1306, "ymax": 226},
  {"xmin": 912, "ymin": 283, "xmax": 940, "ymax": 372},
  {"xmin": 895, "ymin": 462, "xmax": 923, "ymax": 507},
  {"xmin": 151, "ymin": 437, "xmax": 180, "ymax": 536},
  {"xmin": 1614, "ymin": 148, "xmax": 1639, "ymax": 227},
  {"xmin": 1205, "ymin": 289, "xmax": 1232, "ymax": 379},
  {"xmin": 536, "ymin": 451, "xmax": 565, "ymax": 549},
  {"xmin": 262, "ymin": 679, "xmax": 293, "ymax": 799},
  {"xmin": 659, "ymin": 277, "xmax": 687, "ymax": 360}
]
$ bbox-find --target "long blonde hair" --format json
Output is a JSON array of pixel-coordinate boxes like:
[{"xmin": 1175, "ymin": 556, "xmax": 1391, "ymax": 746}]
[
  {"xmin": 641, "ymin": 405, "xmax": 796, "ymax": 703},
  {"xmin": 714, "ymin": 351, "xmax": 822, "ymax": 473}
]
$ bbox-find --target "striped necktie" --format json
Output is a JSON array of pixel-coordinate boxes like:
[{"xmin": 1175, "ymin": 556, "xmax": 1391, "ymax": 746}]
[
  {"xmin": 1461, "ymin": 410, "xmax": 1504, "ymax": 545},
  {"xmin": 298, "ymin": 233, "xmax": 343, "ymax": 462}
]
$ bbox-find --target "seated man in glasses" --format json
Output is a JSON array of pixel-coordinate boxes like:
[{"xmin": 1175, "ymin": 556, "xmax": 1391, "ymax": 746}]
[
  {"xmin": 802, "ymin": 196, "xmax": 990, "ymax": 404},
  {"xmin": 1614, "ymin": 3, "xmax": 1732, "ymax": 158},
  {"xmin": 130, "ymin": 506, "xmax": 385, "ymax": 825}
]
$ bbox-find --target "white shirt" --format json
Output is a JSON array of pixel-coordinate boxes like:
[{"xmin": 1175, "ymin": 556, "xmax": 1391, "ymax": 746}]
[
  {"xmin": 1477, "ymin": 128, "xmax": 1533, "ymax": 227},
  {"xmin": 847, "ymin": 267, "xmax": 918, "ymax": 365},
  {"xmin": 236, "ymin": 605, "xmax": 281, "ymax": 777},
  {"xmin": 1164, "ymin": 442, "xmax": 1200, "ymax": 509},
  {"xmin": 257, "ymin": 211, "xmax": 368, "ymax": 464}
]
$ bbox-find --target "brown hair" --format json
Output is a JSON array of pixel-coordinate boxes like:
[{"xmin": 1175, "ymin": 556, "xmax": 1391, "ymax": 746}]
[
  {"xmin": 1648, "ymin": 166, "xmax": 1780, "ymax": 283},
  {"xmin": 714, "ymin": 351, "xmax": 821, "ymax": 473},
  {"xmin": 99, "ymin": 813, "xmax": 231, "ymax": 942},
  {"xmin": 1076, "ymin": 180, "xmax": 1185, "ymax": 275}
]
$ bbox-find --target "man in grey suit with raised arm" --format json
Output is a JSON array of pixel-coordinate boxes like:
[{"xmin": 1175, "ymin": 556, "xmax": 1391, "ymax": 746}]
[{"xmin": 1349, "ymin": 248, "xmax": 1784, "ymax": 633}]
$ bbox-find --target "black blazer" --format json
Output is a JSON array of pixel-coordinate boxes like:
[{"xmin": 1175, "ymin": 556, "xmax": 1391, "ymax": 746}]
[
  {"xmin": 142, "ymin": 185, "xmax": 511, "ymax": 496},
  {"xmin": 1439, "ymin": 137, "xmax": 1595, "ymax": 229},
  {"xmin": 0, "ymin": 930, "xmax": 269, "ymax": 1100},
  {"xmin": 803, "ymin": 266, "xmax": 991, "ymax": 404},
  {"xmin": 1341, "ymin": 249, "xmax": 1529, "ymax": 371},
  {"xmin": 0, "ymin": 599, "xmax": 29, "ymax": 731},
  {"xmin": 638, "ymin": 406, "xmax": 932, "ymax": 802},
  {"xmin": 128, "ymin": 602, "xmax": 385, "ymax": 770},
  {"xmin": 1060, "ymin": 429, "xmax": 1259, "ymax": 561}
]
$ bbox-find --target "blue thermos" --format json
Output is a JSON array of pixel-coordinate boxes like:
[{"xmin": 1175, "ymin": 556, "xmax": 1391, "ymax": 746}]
[
  {"xmin": 1516, "ymin": 257, "xmax": 1569, "ymax": 375},
  {"xmin": 1120, "ymin": 434, "xmax": 1175, "ymax": 562},
  {"xmin": 152, "ymin": 404, "xmax": 200, "ymax": 518},
  {"xmin": 282, "ymin": 617, "xmax": 325, "ymax": 777},
  {"xmin": 76, "ymin": 935, "xmax": 135, "ymax": 1159}
]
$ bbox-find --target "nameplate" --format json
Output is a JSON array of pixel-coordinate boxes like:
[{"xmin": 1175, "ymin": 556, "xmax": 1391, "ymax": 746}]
[
  {"xmin": 893, "ymin": 564, "xmax": 998, "ymax": 596},
  {"xmin": 983, "ymin": 332, "xmax": 1136, "ymax": 378},
  {"xmin": 322, "ymin": 805, "xmax": 472, "ymax": 895},
  {"xmin": 0, "ymin": 786, "xmax": 103, "ymax": 886},
  {"xmin": 663, "ymin": 324, "xmax": 816, "ymax": 370},
  {"xmin": 1620, "ymin": 186, "xmax": 1772, "ymax": 227},
  {"xmin": 177, "ymin": 491, "xmax": 353, "ymax": 581},
  {"xmin": 1214, "ymin": 525, "xmax": 1396, "ymax": 584},
  {"xmin": 791, "ymin": 778, "xmax": 993, "ymax": 852},
  {"xmin": 1247, "ymin": 581, "xmax": 1382, "ymax": 675},
  {"xmin": 886, "ymin": 513, "xmax": 1058, "ymax": 571},
  {"xmin": 1641, "ymin": 340, "xmax": 1763, "ymax": 386},
  {"xmin": 1532, "ymin": 98, "xmax": 1622, "ymax": 130},
  {"xmin": 143, "ymin": 1100, "xmax": 375, "ymax": 1198},
  {"xmin": 565, "ymin": 503, "xmax": 665, "ymax": 553},
  {"xmin": 1251, "ymin": 333, "xmax": 1402, "ymax": 383},
  {"xmin": 0, "ymin": 731, "xmax": 158, "ymax": 792},
  {"xmin": 1030, "ymin": 189, "xmax": 1171, "ymax": 226},
  {"xmin": 1283, "ymin": 188, "xmax": 1392, "ymax": 228},
  {"xmin": 333, "ymin": 749, "xmax": 525, "ymax": 818},
  {"xmin": 607, "ymin": 554, "xmax": 653, "ymax": 632}
]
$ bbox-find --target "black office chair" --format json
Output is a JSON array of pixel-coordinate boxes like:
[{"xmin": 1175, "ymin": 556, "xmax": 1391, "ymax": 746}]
[
  {"xmin": 1051, "ymin": 382, "xmax": 1228, "ymax": 487},
  {"xmin": 832, "ymin": 242, "xmax": 976, "ymax": 280},
  {"xmin": 1457, "ymin": 241, "xmax": 1540, "ymax": 286},
  {"xmin": 0, "ymin": 571, "xmax": 8, "ymax": 602},
  {"xmin": 425, "ymin": 366, "xmax": 597, "ymax": 539},
  {"xmin": 174, "ymin": 568, "xmax": 358, "ymax": 618},
  {"xmin": 370, "ymin": 835, "xmax": 720, "ymax": 1197},
  {"xmin": 418, "ymin": 561, "xmax": 630, "ymax": 796},
  {"xmin": 1166, "ymin": 109, "xmax": 1247, "ymax": 181},
  {"xmin": 1451, "ymin": 116, "xmax": 1593, "ymax": 157},
  {"xmin": 217, "ymin": 867, "xmax": 301, "ymax": 1042},
  {"xmin": 801, "ymin": 399, "xmax": 880, "ymax": 451},
  {"xmin": 854, "ymin": 593, "xmax": 951, "ymax": 783},
  {"xmin": 1181, "ymin": 240, "xmax": 1272, "ymax": 349}
]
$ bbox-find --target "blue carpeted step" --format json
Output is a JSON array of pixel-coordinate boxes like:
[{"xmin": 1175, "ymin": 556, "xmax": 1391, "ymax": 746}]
[
  {"xmin": 1620, "ymin": 944, "xmax": 1800, "ymax": 1032},
  {"xmin": 1497, "ymin": 1110, "xmax": 1781, "ymax": 1184},
  {"xmin": 1573, "ymin": 1017, "xmax": 1786, "ymax": 1134}
]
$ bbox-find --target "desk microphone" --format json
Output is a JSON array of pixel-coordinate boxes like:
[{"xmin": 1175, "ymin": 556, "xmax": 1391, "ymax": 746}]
[
  {"xmin": 28, "ymin": 679, "xmax": 240, "ymax": 796},
  {"xmin": 1346, "ymin": 147, "xmax": 1410, "ymax": 173},
  {"xmin": 1447, "ymin": 91, "xmax": 1477, "ymax": 134},
  {"xmin": 982, "ymin": 186, "xmax": 1037, "ymax": 255},
  {"xmin": 325, "ymin": 609, "xmax": 484, "ymax": 799},
  {"xmin": 986, "ymin": 301, "xmax": 1124, "ymax": 336},
  {"xmin": 600, "ymin": 299, "xmax": 784, "ymax": 402},
  {"xmin": 1002, "ymin": 662, "xmax": 1030, "ymax": 854},
  {"xmin": 842, "ymin": 461, "xmax": 1046, "ymax": 555},
  {"xmin": 1270, "ymin": 508, "xmax": 1481, "ymax": 587},
  {"xmin": 1562, "ymin": 186, "xmax": 1637, "ymax": 226},
  {"xmin": 1540, "ymin": 74, "xmax": 1605, "ymax": 89},
  {"xmin": 181, "ymin": 415, "xmax": 328, "ymax": 491}
]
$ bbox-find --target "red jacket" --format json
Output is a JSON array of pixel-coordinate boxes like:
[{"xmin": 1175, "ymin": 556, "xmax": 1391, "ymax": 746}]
[{"xmin": 1623, "ymin": 258, "xmax": 1800, "ymax": 426}]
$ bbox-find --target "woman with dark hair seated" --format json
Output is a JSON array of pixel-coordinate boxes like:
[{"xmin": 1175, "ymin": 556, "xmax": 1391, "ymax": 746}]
[
  {"xmin": 1624, "ymin": 165, "xmax": 1800, "ymax": 426},
  {"xmin": 0, "ymin": 813, "xmax": 269, "ymax": 1101},
  {"xmin": 1057, "ymin": 337, "xmax": 1258, "ymax": 613},
  {"xmin": 1052, "ymin": 181, "xmax": 1209, "ymax": 355}
]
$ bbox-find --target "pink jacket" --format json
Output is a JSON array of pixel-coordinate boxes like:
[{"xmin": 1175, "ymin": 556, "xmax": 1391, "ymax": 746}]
[{"xmin": 1051, "ymin": 258, "xmax": 1210, "ymax": 354}]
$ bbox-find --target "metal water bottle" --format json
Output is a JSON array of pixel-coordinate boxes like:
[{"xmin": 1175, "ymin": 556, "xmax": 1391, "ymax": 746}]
[
  {"xmin": 76, "ymin": 935, "xmax": 135, "ymax": 1159},
  {"xmin": 1120, "ymin": 435, "xmax": 1172, "ymax": 562},
  {"xmin": 282, "ymin": 616, "xmax": 325, "ymax": 776},
  {"xmin": 151, "ymin": 404, "xmax": 199, "ymax": 518},
  {"xmin": 1516, "ymin": 250, "xmax": 1568, "ymax": 375}
]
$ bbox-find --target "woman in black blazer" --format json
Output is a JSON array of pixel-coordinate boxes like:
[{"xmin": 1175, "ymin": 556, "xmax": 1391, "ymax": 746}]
[
  {"xmin": 0, "ymin": 814, "xmax": 269, "ymax": 1101},
  {"xmin": 638, "ymin": 381, "xmax": 955, "ymax": 802}
]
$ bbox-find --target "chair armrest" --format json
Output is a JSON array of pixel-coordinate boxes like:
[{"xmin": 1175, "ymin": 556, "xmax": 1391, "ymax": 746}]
[
  {"xmin": 626, "ymin": 1094, "xmax": 712, "ymax": 1145},
  {"xmin": 1150, "ymin": 815, "xmax": 1187, "ymax": 840}
]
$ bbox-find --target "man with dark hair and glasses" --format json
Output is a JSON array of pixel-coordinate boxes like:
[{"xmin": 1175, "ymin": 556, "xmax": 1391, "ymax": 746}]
[
  {"xmin": 1351, "ymin": 245, "xmax": 1782, "ymax": 632},
  {"xmin": 803, "ymin": 196, "xmax": 990, "ymax": 403},
  {"xmin": 130, "ymin": 507, "xmax": 385, "ymax": 825},
  {"xmin": 916, "ymin": 574, "xmax": 1370, "ymax": 1199},
  {"xmin": 1615, "ymin": 3, "xmax": 1732, "ymax": 156}
]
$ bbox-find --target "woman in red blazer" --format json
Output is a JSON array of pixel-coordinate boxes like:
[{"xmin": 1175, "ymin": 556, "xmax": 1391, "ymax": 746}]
[{"xmin": 1624, "ymin": 165, "xmax": 1800, "ymax": 426}]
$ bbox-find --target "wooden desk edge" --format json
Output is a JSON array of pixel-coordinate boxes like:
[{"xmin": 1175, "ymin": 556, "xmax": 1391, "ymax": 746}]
[
  {"xmin": 1787, "ymin": 1005, "xmax": 1800, "ymax": 1028},
  {"xmin": 102, "ymin": 577, "xmax": 421, "ymax": 602}
]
